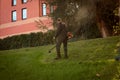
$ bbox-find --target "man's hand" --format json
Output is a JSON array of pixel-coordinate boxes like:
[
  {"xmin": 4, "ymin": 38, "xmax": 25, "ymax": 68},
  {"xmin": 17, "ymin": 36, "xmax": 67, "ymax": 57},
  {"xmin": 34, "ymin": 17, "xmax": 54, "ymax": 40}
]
[{"xmin": 53, "ymin": 37, "xmax": 56, "ymax": 40}]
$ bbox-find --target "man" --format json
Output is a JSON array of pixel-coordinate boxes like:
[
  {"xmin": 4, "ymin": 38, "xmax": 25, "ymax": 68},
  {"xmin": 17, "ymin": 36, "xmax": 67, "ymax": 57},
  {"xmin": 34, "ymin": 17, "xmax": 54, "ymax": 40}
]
[{"xmin": 54, "ymin": 18, "xmax": 68, "ymax": 59}]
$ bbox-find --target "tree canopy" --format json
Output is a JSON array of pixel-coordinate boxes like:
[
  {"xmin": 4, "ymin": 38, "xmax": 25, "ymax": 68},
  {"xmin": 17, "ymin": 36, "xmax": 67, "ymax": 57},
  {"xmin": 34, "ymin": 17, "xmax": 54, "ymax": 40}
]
[{"xmin": 47, "ymin": 0, "xmax": 119, "ymax": 38}]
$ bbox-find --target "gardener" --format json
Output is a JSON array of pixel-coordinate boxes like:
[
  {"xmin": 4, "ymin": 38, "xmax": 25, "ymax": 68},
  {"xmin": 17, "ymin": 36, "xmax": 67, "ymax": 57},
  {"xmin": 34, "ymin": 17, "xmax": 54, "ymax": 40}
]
[{"xmin": 54, "ymin": 18, "xmax": 68, "ymax": 60}]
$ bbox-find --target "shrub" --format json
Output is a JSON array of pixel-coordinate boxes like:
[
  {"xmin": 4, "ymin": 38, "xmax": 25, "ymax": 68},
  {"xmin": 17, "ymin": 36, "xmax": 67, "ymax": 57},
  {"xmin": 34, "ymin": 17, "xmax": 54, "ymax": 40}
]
[{"xmin": 0, "ymin": 30, "xmax": 55, "ymax": 50}]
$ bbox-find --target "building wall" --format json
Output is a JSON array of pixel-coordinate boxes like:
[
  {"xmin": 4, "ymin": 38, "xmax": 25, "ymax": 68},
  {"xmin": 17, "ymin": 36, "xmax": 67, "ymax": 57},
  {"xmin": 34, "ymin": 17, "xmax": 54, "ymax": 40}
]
[{"xmin": 0, "ymin": 0, "xmax": 53, "ymax": 38}]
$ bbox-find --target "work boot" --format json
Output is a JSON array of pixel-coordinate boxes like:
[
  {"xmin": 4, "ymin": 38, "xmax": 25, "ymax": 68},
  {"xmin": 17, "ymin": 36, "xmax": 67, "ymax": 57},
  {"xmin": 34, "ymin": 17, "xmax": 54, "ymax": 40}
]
[{"xmin": 54, "ymin": 53, "xmax": 61, "ymax": 60}]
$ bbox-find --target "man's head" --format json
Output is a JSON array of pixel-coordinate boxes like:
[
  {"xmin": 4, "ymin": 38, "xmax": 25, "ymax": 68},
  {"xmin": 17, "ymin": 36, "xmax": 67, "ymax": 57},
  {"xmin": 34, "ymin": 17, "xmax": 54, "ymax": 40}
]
[{"xmin": 57, "ymin": 18, "xmax": 62, "ymax": 23}]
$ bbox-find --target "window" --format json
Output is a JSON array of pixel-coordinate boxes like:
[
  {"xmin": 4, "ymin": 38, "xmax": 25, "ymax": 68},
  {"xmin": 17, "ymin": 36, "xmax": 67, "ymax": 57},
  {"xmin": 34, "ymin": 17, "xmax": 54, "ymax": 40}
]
[
  {"xmin": 22, "ymin": 8, "xmax": 27, "ymax": 20},
  {"xmin": 50, "ymin": 5, "xmax": 54, "ymax": 13},
  {"xmin": 12, "ymin": 0, "xmax": 17, "ymax": 6},
  {"xmin": 42, "ymin": 3, "xmax": 47, "ymax": 16},
  {"xmin": 12, "ymin": 10, "xmax": 17, "ymax": 22},
  {"xmin": 22, "ymin": 0, "xmax": 27, "ymax": 4}
]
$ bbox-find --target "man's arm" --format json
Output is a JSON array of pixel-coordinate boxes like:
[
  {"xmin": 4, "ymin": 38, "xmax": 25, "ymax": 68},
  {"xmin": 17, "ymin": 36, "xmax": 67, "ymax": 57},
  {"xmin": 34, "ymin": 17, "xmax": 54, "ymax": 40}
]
[{"xmin": 55, "ymin": 24, "xmax": 63, "ymax": 38}]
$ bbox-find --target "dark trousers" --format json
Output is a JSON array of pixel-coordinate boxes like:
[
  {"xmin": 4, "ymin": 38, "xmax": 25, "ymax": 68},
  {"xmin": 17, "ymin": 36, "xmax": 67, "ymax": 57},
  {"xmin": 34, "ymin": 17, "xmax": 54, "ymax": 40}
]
[{"xmin": 56, "ymin": 38, "xmax": 68, "ymax": 58}]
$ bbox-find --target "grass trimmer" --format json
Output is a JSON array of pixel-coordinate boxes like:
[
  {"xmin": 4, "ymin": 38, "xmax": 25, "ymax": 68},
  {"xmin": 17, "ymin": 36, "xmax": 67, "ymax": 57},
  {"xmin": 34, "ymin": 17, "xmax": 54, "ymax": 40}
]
[
  {"xmin": 48, "ymin": 45, "xmax": 56, "ymax": 53},
  {"xmin": 48, "ymin": 32, "xmax": 73, "ymax": 53}
]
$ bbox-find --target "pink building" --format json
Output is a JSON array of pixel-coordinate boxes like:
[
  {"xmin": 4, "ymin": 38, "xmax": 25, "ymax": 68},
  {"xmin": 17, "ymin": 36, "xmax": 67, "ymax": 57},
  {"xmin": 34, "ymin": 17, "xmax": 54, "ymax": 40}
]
[{"xmin": 0, "ymin": 0, "xmax": 54, "ymax": 38}]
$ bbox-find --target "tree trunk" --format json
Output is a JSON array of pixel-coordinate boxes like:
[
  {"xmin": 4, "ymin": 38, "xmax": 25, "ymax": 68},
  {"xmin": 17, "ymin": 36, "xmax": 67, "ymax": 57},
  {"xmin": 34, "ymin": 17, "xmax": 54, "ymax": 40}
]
[
  {"xmin": 96, "ymin": 15, "xmax": 110, "ymax": 38},
  {"xmin": 98, "ymin": 20, "xmax": 110, "ymax": 38}
]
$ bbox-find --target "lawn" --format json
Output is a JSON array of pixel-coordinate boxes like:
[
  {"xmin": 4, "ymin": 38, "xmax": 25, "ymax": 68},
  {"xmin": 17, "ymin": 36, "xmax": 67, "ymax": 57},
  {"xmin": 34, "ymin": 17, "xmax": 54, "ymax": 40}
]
[{"xmin": 0, "ymin": 36, "xmax": 120, "ymax": 80}]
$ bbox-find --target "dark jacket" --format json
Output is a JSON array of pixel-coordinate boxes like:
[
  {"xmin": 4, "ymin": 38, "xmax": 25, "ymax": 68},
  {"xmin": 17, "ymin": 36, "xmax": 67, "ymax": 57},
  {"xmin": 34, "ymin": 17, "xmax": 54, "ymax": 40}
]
[{"xmin": 55, "ymin": 22, "xmax": 68, "ymax": 42}]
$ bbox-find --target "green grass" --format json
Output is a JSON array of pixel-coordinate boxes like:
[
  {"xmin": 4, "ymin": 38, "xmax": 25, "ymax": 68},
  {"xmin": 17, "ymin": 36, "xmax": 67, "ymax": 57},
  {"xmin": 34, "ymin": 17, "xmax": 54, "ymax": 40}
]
[{"xmin": 0, "ymin": 36, "xmax": 120, "ymax": 80}]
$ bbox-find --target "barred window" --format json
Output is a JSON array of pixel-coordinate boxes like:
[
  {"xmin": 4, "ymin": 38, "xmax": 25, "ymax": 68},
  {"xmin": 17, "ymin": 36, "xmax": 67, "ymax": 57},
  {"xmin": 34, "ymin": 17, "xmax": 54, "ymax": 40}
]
[
  {"xmin": 22, "ymin": 8, "xmax": 27, "ymax": 20},
  {"xmin": 42, "ymin": 3, "xmax": 47, "ymax": 16},
  {"xmin": 12, "ymin": 10, "xmax": 17, "ymax": 22},
  {"xmin": 12, "ymin": 0, "xmax": 17, "ymax": 6},
  {"xmin": 22, "ymin": 0, "xmax": 27, "ymax": 4}
]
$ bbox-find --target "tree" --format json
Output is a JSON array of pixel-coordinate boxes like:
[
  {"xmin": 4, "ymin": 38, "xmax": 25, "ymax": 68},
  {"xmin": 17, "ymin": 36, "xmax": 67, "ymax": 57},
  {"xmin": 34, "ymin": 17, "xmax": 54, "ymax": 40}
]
[
  {"xmin": 47, "ymin": 0, "xmax": 119, "ymax": 38},
  {"xmin": 95, "ymin": 0, "xmax": 119, "ymax": 37}
]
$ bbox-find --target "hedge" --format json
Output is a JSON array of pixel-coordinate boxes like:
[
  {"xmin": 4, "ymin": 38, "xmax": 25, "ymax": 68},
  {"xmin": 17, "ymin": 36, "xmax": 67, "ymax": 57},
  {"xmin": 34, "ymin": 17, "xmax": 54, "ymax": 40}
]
[{"xmin": 0, "ymin": 30, "xmax": 55, "ymax": 50}]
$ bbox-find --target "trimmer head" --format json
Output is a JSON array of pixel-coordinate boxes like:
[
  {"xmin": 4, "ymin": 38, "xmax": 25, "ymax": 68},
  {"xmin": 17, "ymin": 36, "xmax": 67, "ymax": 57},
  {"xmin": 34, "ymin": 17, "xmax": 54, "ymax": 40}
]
[
  {"xmin": 48, "ymin": 45, "xmax": 56, "ymax": 53},
  {"xmin": 48, "ymin": 50, "xmax": 51, "ymax": 53}
]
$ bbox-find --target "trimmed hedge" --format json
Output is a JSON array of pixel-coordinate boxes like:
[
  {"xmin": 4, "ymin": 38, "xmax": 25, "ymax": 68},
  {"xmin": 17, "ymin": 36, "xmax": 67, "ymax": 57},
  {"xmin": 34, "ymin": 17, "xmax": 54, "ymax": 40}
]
[{"xmin": 0, "ymin": 30, "xmax": 55, "ymax": 50}]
